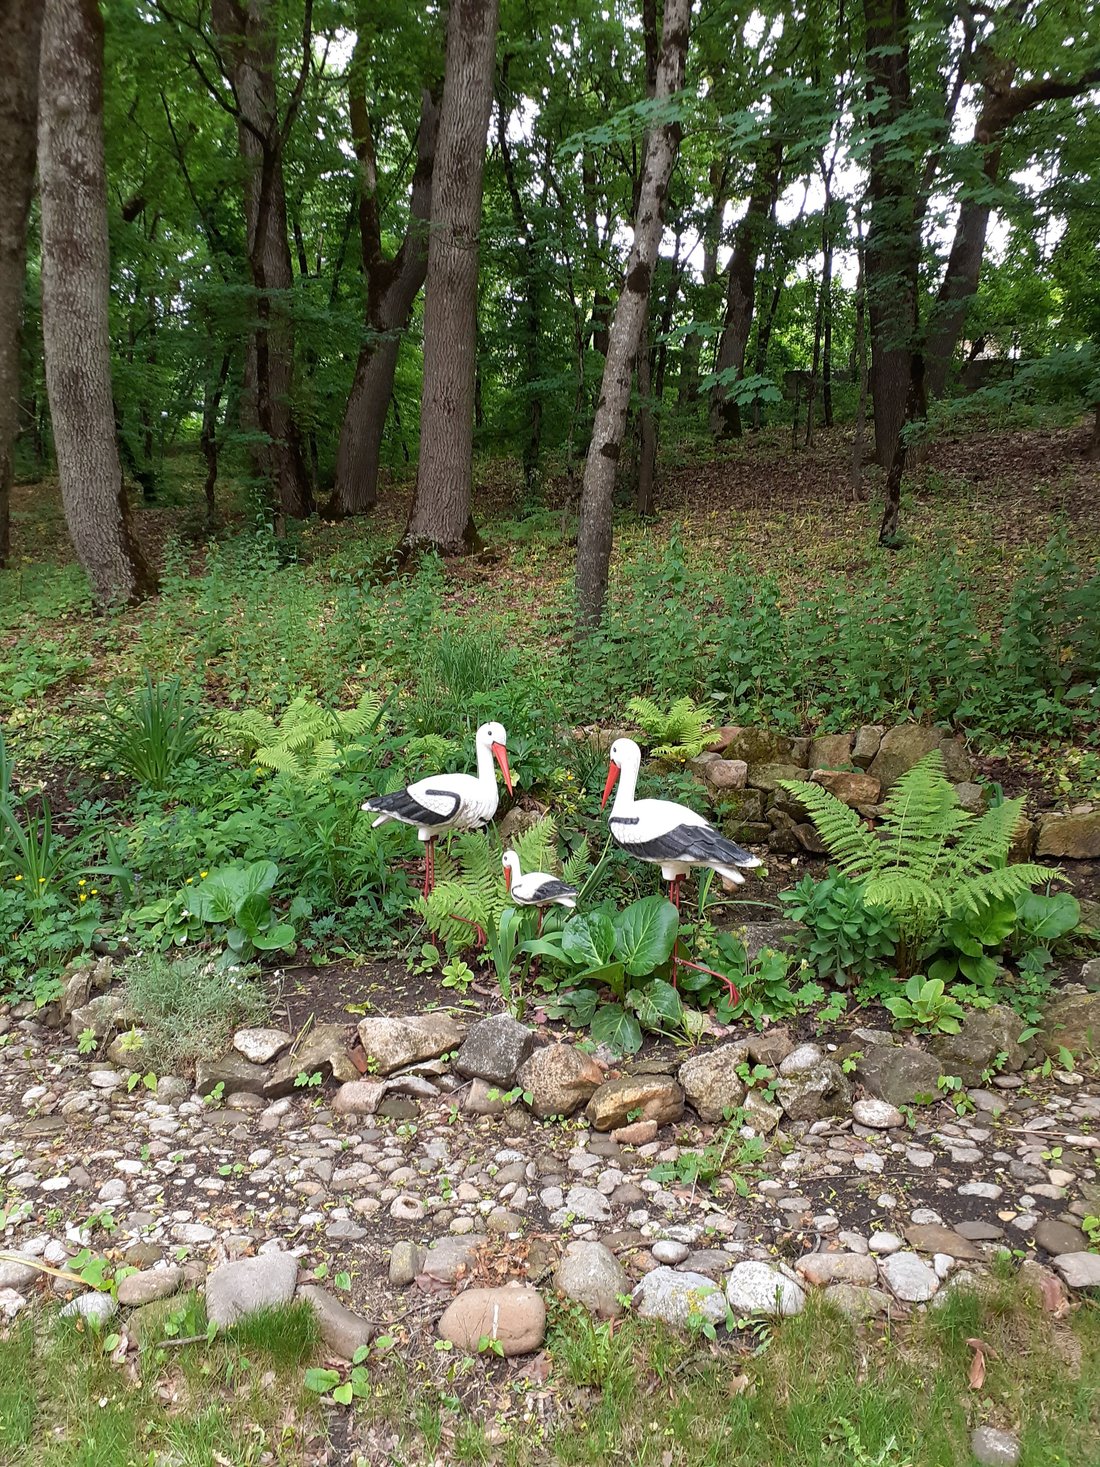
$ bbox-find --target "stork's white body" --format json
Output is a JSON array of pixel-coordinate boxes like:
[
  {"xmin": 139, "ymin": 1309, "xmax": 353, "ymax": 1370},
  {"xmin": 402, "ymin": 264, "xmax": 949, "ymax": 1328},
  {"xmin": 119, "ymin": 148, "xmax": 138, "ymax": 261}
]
[
  {"xmin": 603, "ymin": 738, "xmax": 762, "ymax": 884},
  {"xmin": 363, "ymin": 724, "xmax": 510, "ymax": 840},
  {"xmin": 502, "ymin": 850, "xmax": 577, "ymax": 909}
]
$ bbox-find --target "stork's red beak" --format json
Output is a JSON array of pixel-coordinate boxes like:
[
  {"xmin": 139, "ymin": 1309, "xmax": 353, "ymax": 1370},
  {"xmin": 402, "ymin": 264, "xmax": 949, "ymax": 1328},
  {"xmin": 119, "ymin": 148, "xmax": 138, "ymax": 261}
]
[
  {"xmin": 601, "ymin": 760, "xmax": 620, "ymax": 809},
  {"xmin": 492, "ymin": 742, "xmax": 513, "ymax": 795},
  {"xmin": 504, "ymin": 864, "xmax": 512, "ymax": 891}
]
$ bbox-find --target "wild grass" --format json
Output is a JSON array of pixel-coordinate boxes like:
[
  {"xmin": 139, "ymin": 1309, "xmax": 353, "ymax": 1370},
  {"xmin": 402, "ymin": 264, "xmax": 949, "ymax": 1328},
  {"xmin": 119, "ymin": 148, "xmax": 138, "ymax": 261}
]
[{"xmin": 121, "ymin": 949, "xmax": 269, "ymax": 1072}]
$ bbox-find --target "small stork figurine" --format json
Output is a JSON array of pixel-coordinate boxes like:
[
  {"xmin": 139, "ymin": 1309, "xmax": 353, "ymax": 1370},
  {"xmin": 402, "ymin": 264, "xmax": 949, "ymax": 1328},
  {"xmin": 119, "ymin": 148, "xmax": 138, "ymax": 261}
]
[
  {"xmin": 601, "ymin": 736, "xmax": 761, "ymax": 995},
  {"xmin": 363, "ymin": 721, "xmax": 512, "ymax": 897},
  {"xmin": 502, "ymin": 849, "xmax": 577, "ymax": 934}
]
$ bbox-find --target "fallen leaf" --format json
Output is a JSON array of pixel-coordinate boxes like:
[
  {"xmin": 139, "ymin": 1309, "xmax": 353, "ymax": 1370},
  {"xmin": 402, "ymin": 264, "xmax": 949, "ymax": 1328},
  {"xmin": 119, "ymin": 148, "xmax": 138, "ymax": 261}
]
[{"xmin": 966, "ymin": 1337, "xmax": 990, "ymax": 1390}]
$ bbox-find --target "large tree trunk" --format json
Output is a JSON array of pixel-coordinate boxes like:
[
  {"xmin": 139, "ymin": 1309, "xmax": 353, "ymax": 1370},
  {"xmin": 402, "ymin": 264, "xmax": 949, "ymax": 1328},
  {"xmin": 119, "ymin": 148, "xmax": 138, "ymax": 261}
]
[
  {"xmin": 575, "ymin": 0, "xmax": 691, "ymax": 630},
  {"xmin": 38, "ymin": 0, "xmax": 154, "ymax": 605},
  {"xmin": 330, "ymin": 80, "xmax": 439, "ymax": 517},
  {"xmin": 924, "ymin": 56, "xmax": 1100, "ymax": 399},
  {"xmin": 0, "ymin": 1, "xmax": 42, "ymax": 569},
  {"xmin": 863, "ymin": 0, "xmax": 921, "ymax": 471},
  {"xmin": 709, "ymin": 140, "xmax": 782, "ymax": 438},
  {"xmin": 212, "ymin": 0, "xmax": 313, "ymax": 521},
  {"xmin": 400, "ymin": 0, "xmax": 499, "ymax": 557}
]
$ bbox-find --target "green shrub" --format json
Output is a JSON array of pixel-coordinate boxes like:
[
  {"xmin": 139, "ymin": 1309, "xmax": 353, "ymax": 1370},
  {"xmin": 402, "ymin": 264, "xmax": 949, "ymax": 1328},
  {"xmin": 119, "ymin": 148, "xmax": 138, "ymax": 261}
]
[
  {"xmin": 780, "ymin": 873, "xmax": 898, "ymax": 985},
  {"xmin": 784, "ymin": 752, "xmax": 1061, "ymax": 976},
  {"xmin": 106, "ymin": 674, "xmax": 204, "ymax": 790},
  {"xmin": 122, "ymin": 950, "xmax": 269, "ymax": 1071}
]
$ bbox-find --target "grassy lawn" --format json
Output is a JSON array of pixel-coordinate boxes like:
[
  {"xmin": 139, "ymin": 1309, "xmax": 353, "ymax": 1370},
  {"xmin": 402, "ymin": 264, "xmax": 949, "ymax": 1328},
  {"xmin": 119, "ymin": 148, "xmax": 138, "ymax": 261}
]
[{"xmin": 2, "ymin": 1276, "xmax": 1098, "ymax": 1466}]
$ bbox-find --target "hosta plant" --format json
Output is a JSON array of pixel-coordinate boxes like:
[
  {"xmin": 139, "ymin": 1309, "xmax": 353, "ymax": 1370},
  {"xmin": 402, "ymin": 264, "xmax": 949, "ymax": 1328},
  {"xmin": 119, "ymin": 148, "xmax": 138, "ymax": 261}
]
[
  {"xmin": 783, "ymin": 751, "xmax": 1062, "ymax": 976},
  {"xmin": 884, "ymin": 975, "xmax": 966, "ymax": 1034},
  {"xmin": 529, "ymin": 895, "xmax": 690, "ymax": 1055}
]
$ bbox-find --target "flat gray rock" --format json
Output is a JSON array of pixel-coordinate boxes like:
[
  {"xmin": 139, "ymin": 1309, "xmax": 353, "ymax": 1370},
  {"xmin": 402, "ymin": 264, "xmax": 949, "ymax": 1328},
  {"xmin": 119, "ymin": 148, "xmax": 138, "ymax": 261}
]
[
  {"xmin": 970, "ymin": 1427, "xmax": 1021, "ymax": 1466},
  {"xmin": 60, "ymin": 1293, "xmax": 118, "ymax": 1326},
  {"xmin": 1052, "ymin": 1251, "xmax": 1100, "ymax": 1289},
  {"xmin": 233, "ymin": 1028, "xmax": 292, "ymax": 1064},
  {"xmin": 454, "ymin": 1014, "xmax": 536, "ymax": 1087},
  {"xmin": 1033, "ymin": 1218, "xmax": 1088, "ymax": 1256},
  {"xmin": 117, "ymin": 1267, "xmax": 183, "ymax": 1307},
  {"xmin": 879, "ymin": 1251, "xmax": 939, "ymax": 1302},
  {"xmin": 205, "ymin": 1253, "xmax": 298, "ymax": 1328},
  {"xmin": 356, "ymin": 1015, "xmax": 467, "ymax": 1077},
  {"xmin": 297, "ymin": 1285, "xmax": 374, "ymax": 1360},
  {"xmin": 852, "ymin": 1098, "xmax": 903, "ymax": 1129}
]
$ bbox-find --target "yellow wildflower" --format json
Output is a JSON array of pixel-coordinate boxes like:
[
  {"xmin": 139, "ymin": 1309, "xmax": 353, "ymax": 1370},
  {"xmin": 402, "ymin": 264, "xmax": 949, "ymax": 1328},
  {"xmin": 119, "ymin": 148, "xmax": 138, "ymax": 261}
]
[
  {"xmin": 200, "ymin": 870, "xmax": 208, "ymax": 878},
  {"xmin": 185, "ymin": 877, "xmax": 193, "ymax": 885},
  {"xmin": 79, "ymin": 894, "xmax": 87, "ymax": 903},
  {"xmin": 90, "ymin": 889, "xmax": 98, "ymax": 896},
  {"xmin": 79, "ymin": 878, "xmax": 87, "ymax": 887},
  {"xmin": 14, "ymin": 874, "xmax": 22, "ymax": 882}
]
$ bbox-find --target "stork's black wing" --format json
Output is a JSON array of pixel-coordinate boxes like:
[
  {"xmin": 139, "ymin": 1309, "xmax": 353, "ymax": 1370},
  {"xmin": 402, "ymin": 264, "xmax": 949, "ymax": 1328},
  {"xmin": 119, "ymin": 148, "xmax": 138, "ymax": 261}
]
[
  {"xmin": 365, "ymin": 787, "xmax": 460, "ymax": 826},
  {"xmin": 530, "ymin": 878, "xmax": 577, "ymax": 902},
  {"xmin": 612, "ymin": 819, "xmax": 758, "ymax": 867}
]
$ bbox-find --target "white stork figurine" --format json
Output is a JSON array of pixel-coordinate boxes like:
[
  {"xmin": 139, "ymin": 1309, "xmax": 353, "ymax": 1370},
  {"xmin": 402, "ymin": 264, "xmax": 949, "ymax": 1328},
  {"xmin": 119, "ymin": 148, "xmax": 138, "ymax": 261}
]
[
  {"xmin": 502, "ymin": 849, "xmax": 577, "ymax": 933},
  {"xmin": 363, "ymin": 721, "xmax": 512, "ymax": 896},
  {"xmin": 601, "ymin": 736, "xmax": 761, "ymax": 908}
]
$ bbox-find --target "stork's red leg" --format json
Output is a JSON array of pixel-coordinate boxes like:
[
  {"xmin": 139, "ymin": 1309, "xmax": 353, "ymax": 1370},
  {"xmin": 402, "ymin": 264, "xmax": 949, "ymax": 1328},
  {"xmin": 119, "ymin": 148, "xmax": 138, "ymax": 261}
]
[
  {"xmin": 536, "ymin": 909, "xmax": 544, "ymax": 937},
  {"xmin": 422, "ymin": 838, "xmax": 436, "ymax": 898},
  {"xmin": 669, "ymin": 875, "xmax": 683, "ymax": 987}
]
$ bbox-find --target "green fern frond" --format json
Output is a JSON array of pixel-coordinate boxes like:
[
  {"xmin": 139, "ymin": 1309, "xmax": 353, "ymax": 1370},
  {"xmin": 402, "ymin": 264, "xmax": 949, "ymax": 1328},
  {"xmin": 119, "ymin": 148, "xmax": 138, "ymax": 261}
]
[
  {"xmin": 627, "ymin": 695, "xmax": 714, "ymax": 760},
  {"xmin": 951, "ymin": 863, "xmax": 1064, "ymax": 916},
  {"xmin": 562, "ymin": 843, "xmax": 590, "ymax": 889},
  {"xmin": 864, "ymin": 873, "xmax": 944, "ymax": 920},
  {"xmin": 780, "ymin": 779, "xmax": 879, "ymax": 877},
  {"xmin": 253, "ymin": 745, "xmax": 308, "ymax": 777},
  {"xmin": 944, "ymin": 797, "xmax": 1025, "ymax": 879},
  {"xmin": 514, "ymin": 816, "xmax": 559, "ymax": 877},
  {"xmin": 417, "ymin": 881, "xmax": 491, "ymax": 951}
]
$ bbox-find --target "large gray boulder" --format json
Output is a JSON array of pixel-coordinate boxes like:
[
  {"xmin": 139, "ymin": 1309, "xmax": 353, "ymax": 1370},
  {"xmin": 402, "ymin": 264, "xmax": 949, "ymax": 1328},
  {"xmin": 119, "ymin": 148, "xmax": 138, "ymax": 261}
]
[
  {"xmin": 1036, "ymin": 811, "xmax": 1100, "ymax": 860},
  {"xmin": 868, "ymin": 725, "xmax": 972, "ymax": 790},
  {"xmin": 854, "ymin": 1044, "xmax": 942, "ymax": 1107},
  {"xmin": 356, "ymin": 1014, "xmax": 466, "ymax": 1077},
  {"xmin": 678, "ymin": 1042, "xmax": 749, "ymax": 1122},
  {"xmin": 1039, "ymin": 991, "xmax": 1100, "ymax": 1057},
  {"xmin": 554, "ymin": 1242, "xmax": 628, "ymax": 1319},
  {"xmin": 455, "ymin": 1014, "xmax": 536, "ymax": 1087},
  {"xmin": 205, "ymin": 1254, "xmax": 298, "ymax": 1328},
  {"xmin": 930, "ymin": 1005, "xmax": 1030, "ymax": 1084},
  {"xmin": 775, "ymin": 1061, "xmax": 851, "ymax": 1121}
]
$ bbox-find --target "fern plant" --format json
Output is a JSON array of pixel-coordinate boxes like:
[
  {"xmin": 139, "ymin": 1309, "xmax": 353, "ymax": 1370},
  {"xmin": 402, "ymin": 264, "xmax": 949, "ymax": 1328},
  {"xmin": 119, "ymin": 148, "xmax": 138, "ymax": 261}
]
[
  {"xmin": 217, "ymin": 691, "xmax": 387, "ymax": 778},
  {"xmin": 627, "ymin": 696, "xmax": 715, "ymax": 760},
  {"xmin": 419, "ymin": 816, "xmax": 563, "ymax": 952},
  {"xmin": 782, "ymin": 751, "xmax": 1062, "ymax": 976}
]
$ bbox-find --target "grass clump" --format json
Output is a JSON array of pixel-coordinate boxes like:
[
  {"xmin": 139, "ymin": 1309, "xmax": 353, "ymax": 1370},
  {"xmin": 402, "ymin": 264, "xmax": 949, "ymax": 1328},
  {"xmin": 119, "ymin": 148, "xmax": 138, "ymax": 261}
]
[{"xmin": 122, "ymin": 949, "xmax": 269, "ymax": 1071}]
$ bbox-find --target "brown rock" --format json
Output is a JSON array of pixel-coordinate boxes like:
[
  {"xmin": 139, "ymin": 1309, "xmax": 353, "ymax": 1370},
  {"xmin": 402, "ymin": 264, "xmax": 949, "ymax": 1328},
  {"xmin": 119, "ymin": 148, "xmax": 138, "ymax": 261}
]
[
  {"xmin": 297, "ymin": 1285, "xmax": 374, "ymax": 1360},
  {"xmin": 586, "ymin": 1076, "xmax": 684, "ymax": 1131},
  {"xmin": 794, "ymin": 823, "xmax": 831, "ymax": 855},
  {"xmin": 437, "ymin": 1284, "xmax": 546, "ymax": 1357},
  {"xmin": 265, "ymin": 1023, "xmax": 359, "ymax": 1098},
  {"xmin": 516, "ymin": 1045, "xmax": 604, "ymax": 1118},
  {"xmin": 852, "ymin": 725, "xmax": 884, "ymax": 768},
  {"xmin": 808, "ymin": 733, "xmax": 853, "ymax": 770},
  {"xmin": 795, "ymin": 1253, "xmax": 879, "ymax": 1287},
  {"xmin": 1035, "ymin": 812, "xmax": 1100, "ymax": 860},
  {"xmin": 904, "ymin": 1223, "xmax": 985, "ymax": 1261},
  {"xmin": 811, "ymin": 769, "xmax": 881, "ymax": 807},
  {"xmin": 747, "ymin": 1028, "xmax": 794, "ymax": 1066},
  {"xmin": 705, "ymin": 758, "xmax": 748, "ymax": 791},
  {"xmin": 612, "ymin": 1120, "xmax": 659, "ymax": 1145}
]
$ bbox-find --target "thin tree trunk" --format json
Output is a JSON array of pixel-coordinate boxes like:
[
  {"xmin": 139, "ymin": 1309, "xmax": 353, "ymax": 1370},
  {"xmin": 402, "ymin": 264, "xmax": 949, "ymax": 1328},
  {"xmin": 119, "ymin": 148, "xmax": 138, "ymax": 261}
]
[
  {"xmin": 330, "ymin": 78, "xmax": 439, "ymax": 517},
  {"xmin": 709, "ymin": 141, "xmax": 782, "ymax": 438},
  {"xmin": 497, "ymin": 94, "xmax": 543, "ymax": 499},
  {"xmin": 806, "ymin": 268, "xmax": 822, "ymax": 448},
  {"xmin": 863, "ymin": 0, "xmax": 920, "ymax": 471},
  {"xmin": 0, "ymin": 1, "xmax": 42, "ymax": 569},
  {"xmin": 575, "ymin": 0, "xmax": 691, "ymax": 630},
  {"xmin": 38, "ymin": 0, "xmax": 154, "ymax": 604},
  {"xmin": 636, "ymin": 299, "xmax": 657, "ymax": 515},
  {"xmin": 400, "ymin": 0, "xmax": 500, "ymax": 557},
  {"xmin": 201, "ymin": 350, "xmax": 232, "ymax": 527},
  {"xmin": 212, "ymin": 0, "xmax": 313, "ymax": 521},
  {"xmin": 678, "ymin": 159, "xmax": 727, "ymax": 407},
  {"xmin": 850, "ymin": 215, "xmax": 869, "ymax": 502}
]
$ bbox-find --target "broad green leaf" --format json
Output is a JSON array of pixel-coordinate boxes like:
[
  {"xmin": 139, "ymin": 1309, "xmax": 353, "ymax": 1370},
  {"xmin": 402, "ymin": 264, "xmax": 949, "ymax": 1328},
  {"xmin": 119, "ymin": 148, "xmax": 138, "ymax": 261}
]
[
  {"xmin": 303, "ymin": 1368, "xmax": 341, "ymax": 1394},
  {"xmin": 589, "ymin": 1003, "xmax": 643, "ymax": 1056},
  {"xmin": 630, "ymin": 978, "xmax": 684, "ymax": 1030},
  {"xmin": 561, "ymin": 912, "xmax": 616, "ymax": 969},
  {"xmin": 1015, "ymin": 890, "xmax": 1080, "ymax": 942},
  {"xmin": 612, "ymin": 896, "xmax": 678, "ymax": 976}
]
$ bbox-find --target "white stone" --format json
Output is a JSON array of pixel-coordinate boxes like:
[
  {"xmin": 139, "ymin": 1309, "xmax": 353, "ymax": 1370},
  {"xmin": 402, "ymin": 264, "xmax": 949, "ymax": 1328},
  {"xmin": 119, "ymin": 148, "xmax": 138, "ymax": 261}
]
[
  {"xmin": 725, "ymin": 1261, "xmax": 805, "ymax": 1317},
  {"xmin": 233, "ymin": 1027, "xmax": 292, "ymax": 1064},
  {"xmin": 958, "ymin": 1181, "xmax": 1002, "ymax": 1199},
  {"xmin": 879, "ymin": 1251, "xmax": 940, "ymax": 1302},
  {"xmin": 778, "ymin": 1044, "xmax": 823, "ymax": 1077},
  {"xmin": 1052, "ymin": 1252, "xmax": 1100, "ymax": 1289},
  {"xmin": 652, "ymin": 1240, "xmax": 690, "ymax": 1265},
  {"xmin": 869, "ymin": 1232, "xmax": 903, "ymax": 1255},
  {"xmin": 635, "ymin": 1268, "xmax": 728, "ymax": 1328},
  {"xmin": 60, "ymin": 1293, "xmax": 118, "ymax": 1326},
  {"xmin": 564, "ymin": 1186, "xmax": 611, "ymax": 1222},
  {"xmin": 852, "ymin": 1099, "xmax": 903, "ymax": 1129}
]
